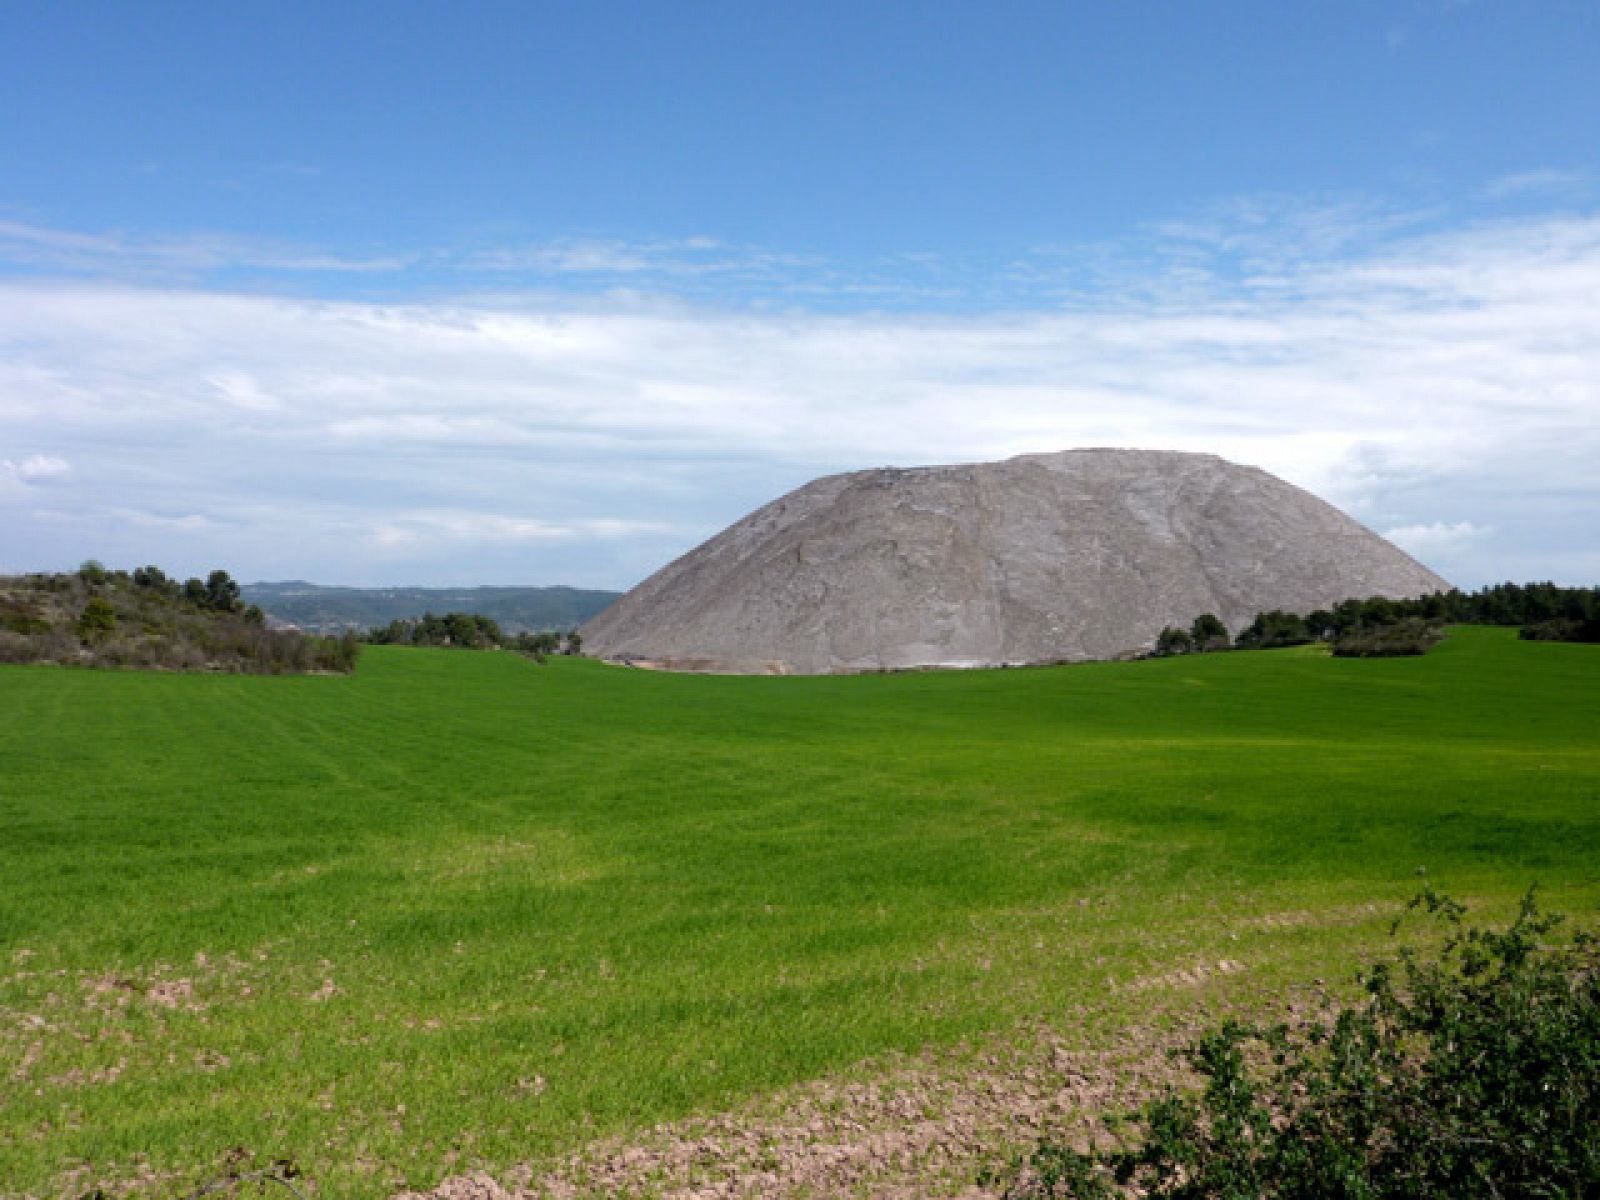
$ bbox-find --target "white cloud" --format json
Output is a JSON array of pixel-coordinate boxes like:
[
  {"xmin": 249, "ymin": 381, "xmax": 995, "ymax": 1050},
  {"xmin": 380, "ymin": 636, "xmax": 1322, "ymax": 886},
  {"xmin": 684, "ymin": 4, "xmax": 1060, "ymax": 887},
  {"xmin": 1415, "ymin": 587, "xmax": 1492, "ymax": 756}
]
[
  {"xmin": 369, "ymin": 512, "xmax": 672, "ymax": 549},
  {"xmin": 0, "ymin": 218, "xmax": 408, "ymax": 276},
  {"xmin": 3, "ymin": 454, "xmax": 71, "ymax": 484},
  {"xmin": 1485, "ymin": 169, "xmax": 1590, "ymax": 200},
  {"xmin": 1, "ymin": 206, "xmax": 1597, "ymax": 588},
  {"xmin": 1383, "ymin": 521, "xmax": 1492, "ymax": 559}
]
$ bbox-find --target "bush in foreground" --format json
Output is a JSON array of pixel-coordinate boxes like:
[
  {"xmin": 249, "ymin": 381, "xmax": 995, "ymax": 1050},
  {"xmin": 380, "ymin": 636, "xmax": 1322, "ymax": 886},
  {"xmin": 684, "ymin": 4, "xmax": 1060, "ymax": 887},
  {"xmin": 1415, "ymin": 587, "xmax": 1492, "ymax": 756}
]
[{"xmin": 996, "ymin": 886, "xmax": 1599, "ymax": 1198}]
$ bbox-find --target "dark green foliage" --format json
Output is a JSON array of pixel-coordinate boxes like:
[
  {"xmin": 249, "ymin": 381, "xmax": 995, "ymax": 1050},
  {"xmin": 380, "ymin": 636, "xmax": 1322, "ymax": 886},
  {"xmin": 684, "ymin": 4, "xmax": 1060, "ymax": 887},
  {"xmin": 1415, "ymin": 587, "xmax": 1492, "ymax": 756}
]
[
  {"xmin": 1521, "ymin": 617, "xmax": 1600, "ymax": 644},
  {"xmin": 512, "ymin": 629, "xmax": 563, "ymax": 661},
  {"xmin": 131, "ymin": 564, "xmax": 175, "ymax": 594},
  {"xmin": 0, "ymin": 603, "xmax": 51, "ymax": 636},
  {"xmin": 75, "ymin": 597, "xmax": 118, "ymax": 639},
  {"xmin": 1381, "ymin": 582, "xmax": 1598, "ymax": 629},
  {"xmin": 1000, "ymin": 888, "xmax": 1599, "ymax": 1199},
  {"xmin": 318, "ymin": 630, "xmax": 361, "ymax": 673},
  {"xmin": 1234, "ymin": 610, "xmax": 1312, "ymax": 650},
  {"xmin": 367, "ymin": 613, "xmax": 584, "ymax": 661},
  {"xmin": 76, "ymin": 559, "xmax": 109, "ymax": 586},
  {"xmin": 1153, "ymin": 626, "xmax": 1193, "ymax": 657},
  {"xmin": 204, "ymin": 569, "xmax": 242, "ymax": 613},
  {"xmin": 1161, "ymin": 585, "xmax": 1599, "ymax": 660},
  {"xmin": 1304, "ymin": 609, "xmax": 1335, "ymax": 639},
  {"xmin": 366, "ymin": 611, "xmax": 504, "ymax": 648},
  {"xmin": 1332, "ymin": 617, "xmax": 1444, "ymax": 658},
  {"xmin": 1190, "ymin": 614, "xmax": 1230, "ymax": 652}
]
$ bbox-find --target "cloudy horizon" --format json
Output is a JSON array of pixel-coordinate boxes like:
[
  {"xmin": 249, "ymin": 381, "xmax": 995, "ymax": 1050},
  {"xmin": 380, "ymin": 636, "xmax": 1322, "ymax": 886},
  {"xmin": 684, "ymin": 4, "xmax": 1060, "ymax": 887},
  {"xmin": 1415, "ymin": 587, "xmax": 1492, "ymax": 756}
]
[
  {"xmin": 3, "ymin": 4, "xmax": 1596, "ymax": 592},
  {"xmin": 5, "ymin": 189, "xmax": 1599, "ymax": 592}
]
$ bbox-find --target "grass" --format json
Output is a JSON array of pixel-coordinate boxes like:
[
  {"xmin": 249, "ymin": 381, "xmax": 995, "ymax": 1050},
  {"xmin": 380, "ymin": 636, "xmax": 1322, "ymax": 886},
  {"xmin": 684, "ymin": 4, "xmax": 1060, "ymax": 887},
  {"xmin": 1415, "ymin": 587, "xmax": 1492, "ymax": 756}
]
[{"xmin": 1, "ymin": 627, "xmax": 1596, "ymax": 1196}]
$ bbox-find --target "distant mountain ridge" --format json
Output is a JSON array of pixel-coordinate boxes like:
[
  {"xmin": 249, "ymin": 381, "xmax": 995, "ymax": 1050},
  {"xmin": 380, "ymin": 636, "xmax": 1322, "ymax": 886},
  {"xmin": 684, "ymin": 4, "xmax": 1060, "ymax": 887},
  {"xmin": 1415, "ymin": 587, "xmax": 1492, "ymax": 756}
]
[{"xmin": 244, "ymin": 581, "xmax": 621, "ymax": 634}]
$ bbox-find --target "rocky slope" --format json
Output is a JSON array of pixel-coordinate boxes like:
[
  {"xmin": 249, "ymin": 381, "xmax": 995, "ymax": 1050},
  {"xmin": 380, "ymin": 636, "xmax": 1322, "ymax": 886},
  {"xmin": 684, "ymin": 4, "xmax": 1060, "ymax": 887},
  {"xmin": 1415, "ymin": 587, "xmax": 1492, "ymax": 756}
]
[{"xmin": 582, "ymin": 449, "xmax": 1450, "ymax": 674}]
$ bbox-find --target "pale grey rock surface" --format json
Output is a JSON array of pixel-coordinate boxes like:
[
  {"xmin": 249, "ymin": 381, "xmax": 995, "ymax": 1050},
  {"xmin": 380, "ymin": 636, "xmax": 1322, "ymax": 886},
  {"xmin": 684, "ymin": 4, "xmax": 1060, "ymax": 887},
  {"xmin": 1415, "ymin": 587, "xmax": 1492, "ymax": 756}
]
[{"xmin": 582, "ymin": 448, "xmax": 1451, "ymax": 674}]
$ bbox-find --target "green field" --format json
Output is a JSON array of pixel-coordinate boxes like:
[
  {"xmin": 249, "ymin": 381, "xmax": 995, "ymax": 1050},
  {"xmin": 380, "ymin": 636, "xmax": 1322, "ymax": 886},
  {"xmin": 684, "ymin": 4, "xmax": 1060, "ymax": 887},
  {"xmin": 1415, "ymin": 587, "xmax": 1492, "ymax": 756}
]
[{"xmin": 2, "ymin": 628, "xmax": 1597, "ymax": 1196}]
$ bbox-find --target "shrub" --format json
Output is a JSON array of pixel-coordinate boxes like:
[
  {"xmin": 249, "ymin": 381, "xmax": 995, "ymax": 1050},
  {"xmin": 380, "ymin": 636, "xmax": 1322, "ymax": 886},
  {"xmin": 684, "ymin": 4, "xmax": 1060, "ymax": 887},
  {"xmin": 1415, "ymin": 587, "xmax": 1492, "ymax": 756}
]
[
  {"xmin": 75, "ymin": 597, "xmax": 118, "ymax": 640},
  {"xmin": 1, "ymin": 608, "xmax": 51, "ymax": 636},
  {"xmin": 994, "ymin": 886, "xmax": 1599, "ymax": 1199},
  {"xmin": 513, "ymin": 630, "xmax": 561, "ymax": 662},
  {"xmin": 1521, "ymin": 618, "xmax": 1600, "ymax": 644},
  {"xmin": 1332, "ymin": 617, "xmax": 1444, "ymax": 658},
  {"xmin": 1305, "ymin": 609, "xmax": 1336, "ymax": 640},
  {"xmin": 132, "ymin": 564, "xmax": 173, "ymax": 593},
  {"xmin": 1153, "ymin": 626, "xmax": 1193, "ymax": 657},
  {"xmin": 0, "ymin": 630, "xmax": 37, "ymax": 664},
  {"xmin": 1190, "ymin": 614, "xmax": 1230, "ymax": 652},
  {"xmin": 1235, "ymin": 610, "xmax": 1312, "ymax": 650}
]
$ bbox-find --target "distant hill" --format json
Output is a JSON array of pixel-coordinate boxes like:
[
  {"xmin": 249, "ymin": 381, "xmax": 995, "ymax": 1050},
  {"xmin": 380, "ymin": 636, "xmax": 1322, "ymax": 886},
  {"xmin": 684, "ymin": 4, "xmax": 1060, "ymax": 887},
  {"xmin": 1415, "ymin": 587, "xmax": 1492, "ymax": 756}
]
[
  {"xmin": 243, "ymin": 581, "xmax": 622, "ymax": 634},
  {"xmin": 1, "ymin": 566, "xmax": 358, "ymax": 673}
]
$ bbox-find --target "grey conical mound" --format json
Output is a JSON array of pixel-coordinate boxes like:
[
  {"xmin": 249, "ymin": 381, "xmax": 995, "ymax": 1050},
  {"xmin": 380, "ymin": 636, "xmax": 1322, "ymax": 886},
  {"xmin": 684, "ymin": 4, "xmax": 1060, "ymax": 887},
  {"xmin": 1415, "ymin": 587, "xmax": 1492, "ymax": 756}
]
[{"xmin": 583, "ymin": 448, "xmax": 1450, "ymax": 674}]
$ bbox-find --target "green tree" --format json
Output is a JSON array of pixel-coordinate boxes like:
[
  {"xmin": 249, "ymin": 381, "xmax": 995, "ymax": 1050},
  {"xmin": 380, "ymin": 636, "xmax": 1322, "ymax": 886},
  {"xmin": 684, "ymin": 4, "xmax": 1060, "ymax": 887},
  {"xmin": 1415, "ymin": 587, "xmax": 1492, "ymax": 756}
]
[
  {"xmin": 1190, "ymin": 613, "xmax": 1229, "ymax": 652},
  {"xmin": 1304, "ymin": 609, "xmax": 1335, "ymax": 639},
  {"xmin": 1154, "ymin": 626, "xmax": 1193, "ymax": 656},
  {"xmin": 204, "ymin": 569, "xmax": 241, "ymax": 613},
  {"xmin": 1235, "ymin": 610, "xmax": 1310, "ymax": 650},
  {"xmin": 75, "ymin": 597, "xmax": 117, "ymax": 640}
]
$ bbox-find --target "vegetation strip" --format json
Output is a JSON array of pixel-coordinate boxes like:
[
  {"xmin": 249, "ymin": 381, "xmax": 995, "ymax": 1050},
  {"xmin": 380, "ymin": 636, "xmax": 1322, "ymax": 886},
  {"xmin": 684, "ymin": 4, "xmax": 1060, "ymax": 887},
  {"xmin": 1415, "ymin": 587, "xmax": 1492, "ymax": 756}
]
[{"xmin": 0, "ymin": 564, "xmax": 359, "ymax": 674}]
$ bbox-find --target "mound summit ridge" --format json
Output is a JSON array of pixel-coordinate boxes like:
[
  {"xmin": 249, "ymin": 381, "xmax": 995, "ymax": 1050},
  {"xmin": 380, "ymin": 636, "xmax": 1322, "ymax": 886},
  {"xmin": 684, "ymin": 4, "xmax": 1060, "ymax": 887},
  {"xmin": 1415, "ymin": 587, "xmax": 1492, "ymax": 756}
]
[{"xmin": 583, "ymin": 448, "xmax": 1450, "ymax": 674}]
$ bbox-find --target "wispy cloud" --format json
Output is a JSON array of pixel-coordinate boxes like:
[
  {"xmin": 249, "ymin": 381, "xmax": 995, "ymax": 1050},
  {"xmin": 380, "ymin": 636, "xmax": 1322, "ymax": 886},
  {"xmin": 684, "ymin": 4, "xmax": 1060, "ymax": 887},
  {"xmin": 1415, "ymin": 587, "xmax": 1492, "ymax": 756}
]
[
  {"xmin": 1485, "ymin": 169, "xmax": 1590, "ymax": 200},
  {"xmin": 1383, "ymin": 521, "xmax": 1492, "ymax": 559},
  {"xmin": 0, "ymin": 219, "xmax": 410, "ymax": 277},
  {"xmin": 1, "ymin": 206, "xmax": 1597, "ymax": 587},
  {"xmin": 370, "ymin": 512, "xmax": 673, "ymax": 549}
]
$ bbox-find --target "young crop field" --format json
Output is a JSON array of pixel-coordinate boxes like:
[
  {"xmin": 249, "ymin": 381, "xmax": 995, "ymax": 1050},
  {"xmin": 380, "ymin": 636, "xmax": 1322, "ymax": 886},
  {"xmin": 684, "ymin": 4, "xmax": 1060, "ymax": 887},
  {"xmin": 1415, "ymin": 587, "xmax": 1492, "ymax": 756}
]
[{"xmin": 1, "ymin": 628, "xmax": 1597, "ymax": 1197}]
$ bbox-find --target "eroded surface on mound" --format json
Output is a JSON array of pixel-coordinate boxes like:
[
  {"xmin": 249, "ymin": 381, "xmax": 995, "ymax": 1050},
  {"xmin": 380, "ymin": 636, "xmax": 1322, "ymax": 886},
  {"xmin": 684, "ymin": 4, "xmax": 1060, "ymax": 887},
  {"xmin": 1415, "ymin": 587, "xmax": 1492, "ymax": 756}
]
[{"xmin": 583, "ymin": 449, "xmax": 1449, "ymax": 674}]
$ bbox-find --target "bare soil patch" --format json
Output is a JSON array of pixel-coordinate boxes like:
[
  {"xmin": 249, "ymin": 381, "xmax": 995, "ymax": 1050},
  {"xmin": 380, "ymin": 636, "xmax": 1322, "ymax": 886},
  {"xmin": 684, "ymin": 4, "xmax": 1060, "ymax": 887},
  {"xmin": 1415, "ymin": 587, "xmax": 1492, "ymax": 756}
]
[{"xmin": 399, "ymin": 1011, "xmax": 1229, "ymax": 1200}]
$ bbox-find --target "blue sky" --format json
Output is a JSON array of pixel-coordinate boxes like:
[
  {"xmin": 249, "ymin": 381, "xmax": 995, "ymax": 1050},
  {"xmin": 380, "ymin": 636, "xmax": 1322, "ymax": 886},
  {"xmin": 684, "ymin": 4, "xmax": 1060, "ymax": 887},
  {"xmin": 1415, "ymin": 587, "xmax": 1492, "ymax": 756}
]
[{"xmin": 2, "ymin": 1, "xmax": 1598, "ymax": 589}]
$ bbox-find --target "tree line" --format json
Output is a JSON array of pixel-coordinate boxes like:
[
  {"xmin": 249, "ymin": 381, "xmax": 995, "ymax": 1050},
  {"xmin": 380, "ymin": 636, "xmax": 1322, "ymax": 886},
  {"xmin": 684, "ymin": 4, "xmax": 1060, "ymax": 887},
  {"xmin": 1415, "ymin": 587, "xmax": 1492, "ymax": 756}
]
[
  {"xmin": 365, "ymin": 613, "xmax": 583, "ymax": 661},
  {"xmin": 1154, "ymin": 581, "xmax": 1600, "ymax": 661}
]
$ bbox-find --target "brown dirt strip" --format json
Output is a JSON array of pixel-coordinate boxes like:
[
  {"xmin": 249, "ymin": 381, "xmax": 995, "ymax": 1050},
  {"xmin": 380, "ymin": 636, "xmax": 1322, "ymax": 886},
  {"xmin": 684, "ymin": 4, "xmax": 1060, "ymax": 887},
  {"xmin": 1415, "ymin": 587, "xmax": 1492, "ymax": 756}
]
[
  {"xmin": 397, "ymin": 909, "xmax": 1381, "ymax": 1199},
  {"xmin": 398, "ymin": 1007, "xmax": 1255, "ymax": 1200}
]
